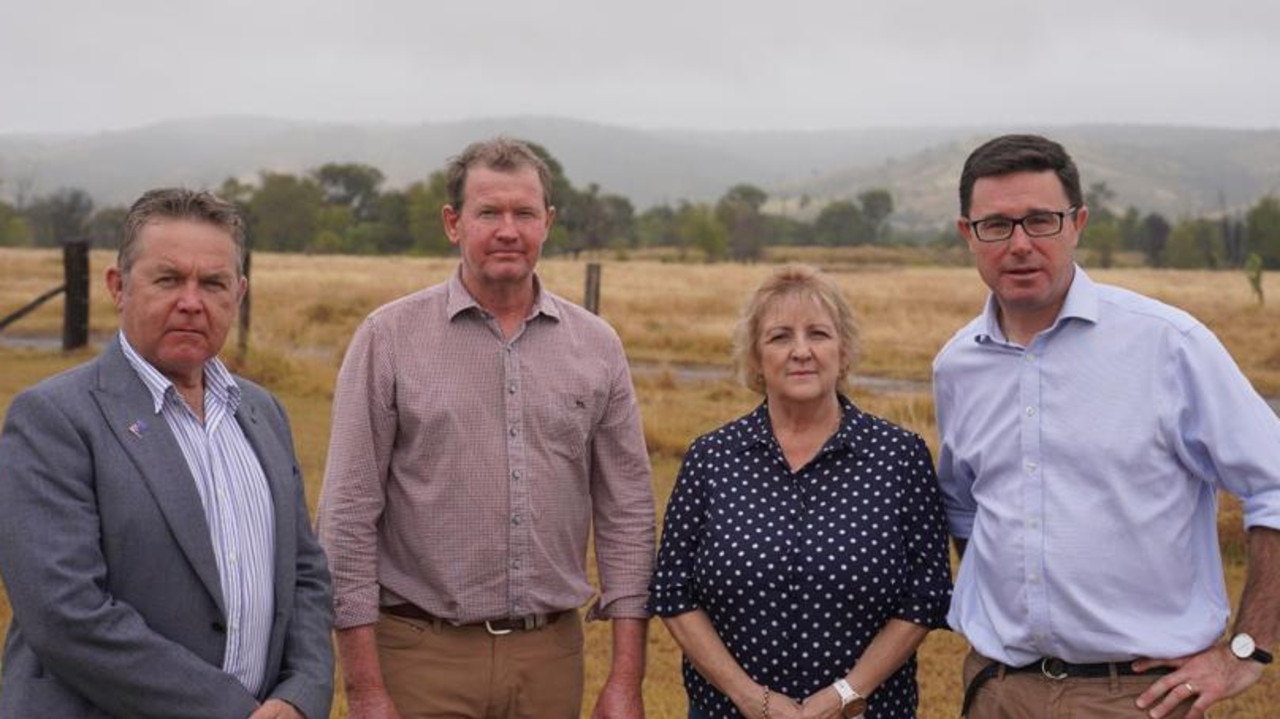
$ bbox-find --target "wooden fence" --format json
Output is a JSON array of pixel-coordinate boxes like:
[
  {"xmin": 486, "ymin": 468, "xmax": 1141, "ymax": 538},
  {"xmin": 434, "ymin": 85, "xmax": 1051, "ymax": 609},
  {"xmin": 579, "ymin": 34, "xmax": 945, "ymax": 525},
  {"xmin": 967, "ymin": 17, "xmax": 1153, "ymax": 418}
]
[{"xmin": 0, "ymin": 240, "xmax": 90, "ymax": 350}]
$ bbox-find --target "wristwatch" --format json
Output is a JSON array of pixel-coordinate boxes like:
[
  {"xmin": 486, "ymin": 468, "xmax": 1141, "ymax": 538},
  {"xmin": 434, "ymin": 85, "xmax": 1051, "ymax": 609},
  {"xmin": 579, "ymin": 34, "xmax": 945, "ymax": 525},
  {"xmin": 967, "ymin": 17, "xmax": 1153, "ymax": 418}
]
[
  {"xmin": 831, "ymin": 678, "xmax": 867, "ymax": 718},
  {"xmin": 1229, "ymin": 633, "xmax": 1274, "ymax": 665}
]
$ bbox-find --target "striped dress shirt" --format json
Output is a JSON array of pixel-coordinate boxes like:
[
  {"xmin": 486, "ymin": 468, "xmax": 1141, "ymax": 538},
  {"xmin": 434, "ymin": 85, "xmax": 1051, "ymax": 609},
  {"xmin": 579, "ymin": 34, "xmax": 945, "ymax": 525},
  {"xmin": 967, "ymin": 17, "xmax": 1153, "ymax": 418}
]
[{"xmin": 120, "ymin": 333, "xmax": 276, "ymax": 695}]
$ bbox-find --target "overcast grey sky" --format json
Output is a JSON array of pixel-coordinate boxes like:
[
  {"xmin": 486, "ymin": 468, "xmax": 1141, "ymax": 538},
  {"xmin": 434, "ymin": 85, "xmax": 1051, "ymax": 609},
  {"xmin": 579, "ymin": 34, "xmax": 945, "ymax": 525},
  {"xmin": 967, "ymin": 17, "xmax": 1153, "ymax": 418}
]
[{"xmin": 3, "ymin": 0, "xmax": 1277, "ymax": 135}]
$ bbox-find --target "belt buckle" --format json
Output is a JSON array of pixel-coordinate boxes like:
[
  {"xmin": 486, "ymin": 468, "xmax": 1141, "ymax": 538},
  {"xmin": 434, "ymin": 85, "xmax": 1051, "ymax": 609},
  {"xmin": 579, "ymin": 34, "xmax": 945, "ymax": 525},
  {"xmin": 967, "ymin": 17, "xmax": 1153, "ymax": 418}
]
[
  {"xmin": 484, "ymin": 620, "xmax": 513, "ymax": 636},
  {"xmin": 1041, "ymin": 657, "xmax": 1068, "ymax": 680}
]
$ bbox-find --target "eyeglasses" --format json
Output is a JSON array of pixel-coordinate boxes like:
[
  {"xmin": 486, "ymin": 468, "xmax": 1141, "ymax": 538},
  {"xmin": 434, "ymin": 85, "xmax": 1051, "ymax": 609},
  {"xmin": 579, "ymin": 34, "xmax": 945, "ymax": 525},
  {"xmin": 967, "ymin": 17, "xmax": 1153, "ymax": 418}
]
[{"xmin": 966, "ymin": 207, "xmax": 1078, "ymax": 243}]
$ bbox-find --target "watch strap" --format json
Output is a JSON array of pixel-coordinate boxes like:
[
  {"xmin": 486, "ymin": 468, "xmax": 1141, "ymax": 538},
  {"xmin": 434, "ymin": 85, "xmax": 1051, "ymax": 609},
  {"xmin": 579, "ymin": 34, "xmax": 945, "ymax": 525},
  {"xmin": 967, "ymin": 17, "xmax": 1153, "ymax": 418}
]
[{"xmin": 832, "ymin": 678, "xmax": 857, "ymax": 706}]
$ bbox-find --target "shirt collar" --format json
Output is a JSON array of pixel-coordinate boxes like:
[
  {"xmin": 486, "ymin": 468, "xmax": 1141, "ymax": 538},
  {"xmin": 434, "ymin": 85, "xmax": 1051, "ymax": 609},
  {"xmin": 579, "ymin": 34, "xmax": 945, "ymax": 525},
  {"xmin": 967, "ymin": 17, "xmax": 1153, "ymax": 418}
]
[
  {"xmin": 975, "ymin": 264, "xmax": 1099, "ymax": 344},
  {"xmin": 445, "ymin": 268, "xmax": 561, "ymax": 323},
  {"xmin": 118, "ymin": 330, "xmax": 240, "ymax": 415},
  {"xmin": 732, "ymin": 395, "xmax": 872, "ymax": 458}
]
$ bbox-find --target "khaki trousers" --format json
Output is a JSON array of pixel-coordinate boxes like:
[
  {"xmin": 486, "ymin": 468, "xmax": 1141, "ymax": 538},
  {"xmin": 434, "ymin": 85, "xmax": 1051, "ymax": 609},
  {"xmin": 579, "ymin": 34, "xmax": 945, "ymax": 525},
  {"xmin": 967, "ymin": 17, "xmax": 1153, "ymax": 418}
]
[
  {"xmin": 963, "ymin": 650, "xmax": 1195, "ymax": 719},
  {"xmin": 376, "ymin": 610, "xmax": 585, "ymax": 719}
]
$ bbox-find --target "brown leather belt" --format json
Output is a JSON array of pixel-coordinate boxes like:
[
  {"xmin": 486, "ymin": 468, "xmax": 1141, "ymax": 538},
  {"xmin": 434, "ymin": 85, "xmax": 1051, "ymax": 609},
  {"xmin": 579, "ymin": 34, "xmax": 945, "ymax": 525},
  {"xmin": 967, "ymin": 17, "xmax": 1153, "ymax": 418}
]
[
  {"xmin": 382, "ymin": 603, "xmax": 570, "ymax": 636},
  {"xmin": 962, "ymin": 657, "xmax": 1171, "ymax": 717}
]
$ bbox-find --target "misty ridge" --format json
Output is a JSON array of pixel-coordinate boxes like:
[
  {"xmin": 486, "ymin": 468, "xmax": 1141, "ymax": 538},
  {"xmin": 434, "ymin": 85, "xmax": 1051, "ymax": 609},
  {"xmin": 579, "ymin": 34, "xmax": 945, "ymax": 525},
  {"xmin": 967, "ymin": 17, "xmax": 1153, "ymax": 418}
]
[{"xmin": 1, "ymin": 115, "xmax": 1279, "ymax": 233}]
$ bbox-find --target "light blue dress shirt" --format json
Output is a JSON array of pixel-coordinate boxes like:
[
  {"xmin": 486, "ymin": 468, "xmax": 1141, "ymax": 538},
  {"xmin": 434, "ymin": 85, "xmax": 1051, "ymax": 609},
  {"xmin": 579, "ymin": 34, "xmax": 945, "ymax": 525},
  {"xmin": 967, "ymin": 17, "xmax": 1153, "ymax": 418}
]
[
  {"xmin": 120, "ymin": 333, "xmax": 276, "ymax": 694},
  {"xmin": 933, "ymin": 267, "xmax": 1280, "ymax": 666}
]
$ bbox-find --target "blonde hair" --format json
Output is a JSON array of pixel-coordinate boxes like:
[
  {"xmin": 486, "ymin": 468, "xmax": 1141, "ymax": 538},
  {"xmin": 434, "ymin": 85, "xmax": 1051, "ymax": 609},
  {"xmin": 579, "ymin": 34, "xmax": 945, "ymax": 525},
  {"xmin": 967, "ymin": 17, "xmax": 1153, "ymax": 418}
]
[{"xmin": 732, "ymin": 264, "xmax": 860, "ymax": 395}]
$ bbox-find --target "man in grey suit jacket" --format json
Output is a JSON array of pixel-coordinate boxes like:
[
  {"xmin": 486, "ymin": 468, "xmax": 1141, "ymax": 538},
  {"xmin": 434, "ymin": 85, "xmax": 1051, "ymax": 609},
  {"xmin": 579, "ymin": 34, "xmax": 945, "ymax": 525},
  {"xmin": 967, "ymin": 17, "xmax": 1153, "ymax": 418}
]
[{"xmin": 0, "ymin": 188, "xmax": 333, "ymax": 719}]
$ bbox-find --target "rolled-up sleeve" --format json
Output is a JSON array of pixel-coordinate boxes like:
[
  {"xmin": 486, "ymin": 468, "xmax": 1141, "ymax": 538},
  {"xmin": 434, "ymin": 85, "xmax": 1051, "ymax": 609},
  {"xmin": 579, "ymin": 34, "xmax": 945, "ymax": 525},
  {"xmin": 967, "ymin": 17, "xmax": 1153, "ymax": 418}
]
[{"xmin": 587, "ymin": 348, "xmax": 656, "ymax": 620}]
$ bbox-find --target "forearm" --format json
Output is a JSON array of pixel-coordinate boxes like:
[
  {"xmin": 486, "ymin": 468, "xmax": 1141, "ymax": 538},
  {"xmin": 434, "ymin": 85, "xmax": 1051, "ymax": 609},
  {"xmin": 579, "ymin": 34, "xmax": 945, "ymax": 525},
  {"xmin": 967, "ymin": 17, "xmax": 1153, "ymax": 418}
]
[
  {"xmin": 797, "ymin": 619, "xmax": 931, "ymax": 719},
  {"xmin": 335, "ymin": 625, "xmax": 388, "ymax": 693},
  {"xmin": 661, "ymin": 610, "xmax": 763, "ymax": 710},
  {"xmin": 844, "ymin": 618, "xmax": 931, "ymax": 695},
  {"xmin": 607, "ymin": 618, "xmax": 649, "ymax": 684},
  {"xmin": 1234, "ymin": 526, "xmax": 1280, "ymax": 649}
]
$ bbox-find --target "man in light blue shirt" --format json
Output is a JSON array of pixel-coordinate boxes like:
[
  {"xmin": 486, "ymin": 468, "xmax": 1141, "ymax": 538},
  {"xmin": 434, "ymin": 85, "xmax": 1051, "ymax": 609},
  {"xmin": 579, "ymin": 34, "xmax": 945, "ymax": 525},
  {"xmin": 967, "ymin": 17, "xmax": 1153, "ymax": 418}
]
[{"xmin": 934, "ymin": 134, "xmax": 1280, "ymax": 719}]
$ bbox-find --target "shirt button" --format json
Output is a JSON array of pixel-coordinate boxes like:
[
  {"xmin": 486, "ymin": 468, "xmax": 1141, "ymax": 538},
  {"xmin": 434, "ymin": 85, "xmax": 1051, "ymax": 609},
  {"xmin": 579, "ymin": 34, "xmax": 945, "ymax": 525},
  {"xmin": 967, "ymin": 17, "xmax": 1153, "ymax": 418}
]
[
  {"xmin": 512, "ymin": 470, "xmax": 521, "ymax": 481},
  {"xmin": 1025, "ymin": 461, "xmax": 1038, "ymax": 474},
  {"xmin": 511, "ymin": 514, "xmax": 520, "ymax": 526},
  {"xmin": 1024, "ymin": 353, "xmax": 1035, "ymax": 363},
  {"xmin": 508, "ymin": 382, "xmax": 517, "ymax": 394},
  {"xmin": 1029, "ymin": 573, "xmax": 1040, "ymax": 584},
  {"xmin": 1025, "ymin": 406, "xmax": 1037, "ymax": 416},
  {"xmin": 509, "ymin": 427, "xmax": 517, "ymax": 437}
]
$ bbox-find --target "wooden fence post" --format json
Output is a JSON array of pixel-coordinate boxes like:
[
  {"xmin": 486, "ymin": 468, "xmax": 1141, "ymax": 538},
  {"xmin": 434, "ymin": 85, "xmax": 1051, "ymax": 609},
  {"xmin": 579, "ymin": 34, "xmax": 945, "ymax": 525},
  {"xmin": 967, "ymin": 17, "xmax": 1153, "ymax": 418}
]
[
  {"xmin": 584, "ymin": 262, "xmax": 601, "ymax": 315},
  {"xmin": 62, "ymin": 240, "xmax": 90, "ymax": 351}
]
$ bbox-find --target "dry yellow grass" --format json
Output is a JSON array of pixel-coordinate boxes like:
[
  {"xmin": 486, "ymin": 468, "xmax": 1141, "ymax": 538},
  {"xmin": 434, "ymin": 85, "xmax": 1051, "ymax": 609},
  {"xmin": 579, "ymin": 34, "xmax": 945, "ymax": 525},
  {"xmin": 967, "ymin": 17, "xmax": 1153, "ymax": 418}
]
[{"xmin": 2, "ymin": 247, "xmax": 1278, "ymax": 718}]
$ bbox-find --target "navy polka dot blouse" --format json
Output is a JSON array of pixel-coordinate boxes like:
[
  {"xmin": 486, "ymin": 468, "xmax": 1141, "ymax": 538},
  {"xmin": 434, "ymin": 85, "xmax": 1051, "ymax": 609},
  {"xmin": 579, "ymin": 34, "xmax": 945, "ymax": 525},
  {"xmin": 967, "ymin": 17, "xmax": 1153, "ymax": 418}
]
[{"xmin": 649, "ymin": 397, "xmax": 952, "ymax": 718}]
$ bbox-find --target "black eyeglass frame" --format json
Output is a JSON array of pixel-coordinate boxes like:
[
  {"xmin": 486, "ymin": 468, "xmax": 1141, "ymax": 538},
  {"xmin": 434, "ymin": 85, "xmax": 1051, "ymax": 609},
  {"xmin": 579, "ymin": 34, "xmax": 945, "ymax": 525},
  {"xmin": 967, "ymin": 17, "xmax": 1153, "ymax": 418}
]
[{"xmin": 966, "ymin": 206, "xmax": 1079, "ymax": 243}]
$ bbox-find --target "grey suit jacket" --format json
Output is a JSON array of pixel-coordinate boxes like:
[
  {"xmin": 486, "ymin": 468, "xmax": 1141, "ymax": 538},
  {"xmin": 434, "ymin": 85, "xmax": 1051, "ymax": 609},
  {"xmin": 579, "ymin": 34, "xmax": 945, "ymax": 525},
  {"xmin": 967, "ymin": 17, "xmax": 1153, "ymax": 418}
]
[{"xmin": 0, "ymin": 336, "xmax": 333, "ymax": 719}]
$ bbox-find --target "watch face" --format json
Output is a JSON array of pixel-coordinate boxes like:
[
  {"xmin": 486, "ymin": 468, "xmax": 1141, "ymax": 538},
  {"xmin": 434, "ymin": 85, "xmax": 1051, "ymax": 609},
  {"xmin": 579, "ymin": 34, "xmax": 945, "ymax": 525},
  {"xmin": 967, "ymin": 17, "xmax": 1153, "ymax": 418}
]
[{"xmin": 1232, "ymin": 633, "xmax": 1257, "ymax": 659}]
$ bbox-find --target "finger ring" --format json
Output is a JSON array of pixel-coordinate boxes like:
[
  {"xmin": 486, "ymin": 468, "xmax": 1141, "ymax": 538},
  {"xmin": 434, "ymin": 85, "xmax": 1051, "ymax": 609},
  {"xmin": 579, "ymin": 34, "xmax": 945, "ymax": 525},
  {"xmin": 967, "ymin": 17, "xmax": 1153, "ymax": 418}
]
[{"xmin": 1183, "ymin": 682, "xmax": 1196, "ymax": 693}]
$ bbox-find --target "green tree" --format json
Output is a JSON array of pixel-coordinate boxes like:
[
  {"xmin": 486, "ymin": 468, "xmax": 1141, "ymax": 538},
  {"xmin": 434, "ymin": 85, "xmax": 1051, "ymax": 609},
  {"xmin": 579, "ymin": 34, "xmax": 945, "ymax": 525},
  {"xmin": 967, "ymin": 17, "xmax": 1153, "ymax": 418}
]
[
  {"xmin": 247, "ymin": 172, "xmax": 323, "ymax": 252},
  {"xmin": 635, "ymin": 204, "xmax": 679, "ymax": 248},
  {"xmin": 1085, "ymin": 182, "xmax": 1117, "ymax": 223},
  {"xmin": 312, "ymin": 163, "xmax": 385, "ymax": 221},
  {"xmin": 1083, "ymin": 217, "xmax": 1121, "ymax": 269},
  {"xmin": 766, "ymin": 214, "xmax": 811, "ymax": 246},
  {"xmin": 1, "ymin": 216, "xmax": 32, "ymax": 247},
  {"xmin": 1244, "ymin": 253, "xmax": 1264, "ymax": 304},
  {"xmin": 405, "ymin": 173, "xmax": 452, "ymax": 256},
  {"xmin": 367, "ymin": 190, "xmax": 412, "ymax": 254},
  {"xmin": 523, "ymin": 140, "xmax": 576, "ymax": 212},
  {"xmin": 812, "ymin": 200, "xmax": 867, "ymax": 246},
  {"xmin": 27, "ymin": 188, "xmax": 94, "ymax": 246},
  {"xmin": 315, "ymin": 205, "xmax": 358, "ymax": 253},
  {"xmin": 572, "ymin": 183, "xmax": 635, "ymax": 254},
  {"xmin": 87, "ymin": 206, "xmax": 128, "ymax": 247},
  {"xmin": 1164, "ymin": 218, "xmax": 1226, "ymax": 269},
  {"xmin": 857, "ymin": 188, "xmax": 894, "ymax": 244},
  {"xmin": 716, "ymin": 184, "xmax": 768, "ymax": 262},
  {"xmin": 677, "ymin": 202, "xmax": 727, "ymax": 262},
  {"xmin": 1246, "ymin": 194, "xmax": 1280, "ymax": 269},
  {"xmin": 1142, "ymin": 213, "xmax": 1171, "ymax": 267},
  {"xmin": 218, "ymin": 177, "xmax": 255, "ymax": 206},
  {"xmin": 0, "ymin": 199, "xmax": 33, "ymax": 247},
  {"xmin": 1118, "ymin": 206, "xmax": 1144, "ymax": 252}
]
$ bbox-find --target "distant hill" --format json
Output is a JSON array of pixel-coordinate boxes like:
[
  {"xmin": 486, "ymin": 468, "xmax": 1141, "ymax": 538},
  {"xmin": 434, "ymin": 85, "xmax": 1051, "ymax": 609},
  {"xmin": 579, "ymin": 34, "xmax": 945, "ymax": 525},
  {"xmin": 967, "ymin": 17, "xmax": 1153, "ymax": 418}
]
[{"xmin": 1, "ymin": 116, "xmax": 1278, "ymax": 233}]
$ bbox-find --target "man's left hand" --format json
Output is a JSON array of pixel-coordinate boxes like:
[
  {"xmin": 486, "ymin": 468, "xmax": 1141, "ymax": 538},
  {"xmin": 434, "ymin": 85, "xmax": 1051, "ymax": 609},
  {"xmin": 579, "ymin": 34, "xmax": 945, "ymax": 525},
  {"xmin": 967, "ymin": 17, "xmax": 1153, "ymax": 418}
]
[
  {"xmin": 1134, "ymin": 645, "xmax": 1265, "ymax": 719},
  {"xmin": 248, "ymin": 699, "xmax": 305, "ymax": 719},
  {"xmin": 591, "ymin": 675, "xmax": 644, "ymax": 719}
]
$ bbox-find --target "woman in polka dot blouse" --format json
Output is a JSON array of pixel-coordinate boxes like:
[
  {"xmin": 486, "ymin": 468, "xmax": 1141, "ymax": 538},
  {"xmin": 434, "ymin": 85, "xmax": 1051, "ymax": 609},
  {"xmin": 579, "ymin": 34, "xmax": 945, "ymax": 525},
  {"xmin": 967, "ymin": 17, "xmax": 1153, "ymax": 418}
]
[{"xmin": 649, "ymin": 264, "xmax": 953, "ymax": 719}]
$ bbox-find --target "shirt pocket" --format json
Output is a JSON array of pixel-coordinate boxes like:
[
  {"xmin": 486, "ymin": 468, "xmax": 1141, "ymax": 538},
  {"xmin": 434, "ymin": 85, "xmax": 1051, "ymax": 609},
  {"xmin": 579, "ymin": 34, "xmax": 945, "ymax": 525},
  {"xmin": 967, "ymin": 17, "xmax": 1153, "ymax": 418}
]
[{"xmin": 535, "ymin": 392, "xmax": 597, "ymax": 461}]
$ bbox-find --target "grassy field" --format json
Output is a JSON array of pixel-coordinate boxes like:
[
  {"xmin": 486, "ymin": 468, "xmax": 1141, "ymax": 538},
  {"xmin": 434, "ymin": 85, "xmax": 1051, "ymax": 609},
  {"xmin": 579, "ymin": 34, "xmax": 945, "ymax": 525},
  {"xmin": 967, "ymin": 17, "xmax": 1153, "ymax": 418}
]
[{"xmin": 1, "ymin": 247, "xmax": 1278, "ymax": 717}]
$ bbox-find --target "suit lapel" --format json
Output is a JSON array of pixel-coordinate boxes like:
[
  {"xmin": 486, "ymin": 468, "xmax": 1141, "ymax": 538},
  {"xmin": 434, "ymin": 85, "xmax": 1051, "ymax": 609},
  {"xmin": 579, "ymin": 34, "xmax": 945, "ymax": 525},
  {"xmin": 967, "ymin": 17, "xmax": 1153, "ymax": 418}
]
[{"xmin": 92, "ymin": 338, "xmax": 226, "ymax": 615}]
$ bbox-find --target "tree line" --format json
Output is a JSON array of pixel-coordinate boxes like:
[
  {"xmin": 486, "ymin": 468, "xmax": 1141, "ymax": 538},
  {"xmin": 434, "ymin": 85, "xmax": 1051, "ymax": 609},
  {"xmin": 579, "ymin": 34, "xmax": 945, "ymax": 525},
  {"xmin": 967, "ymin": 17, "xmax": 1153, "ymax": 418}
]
[{"xmin": 2, "ymin": 141, "xmax": 1279, "ymax": 269}]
